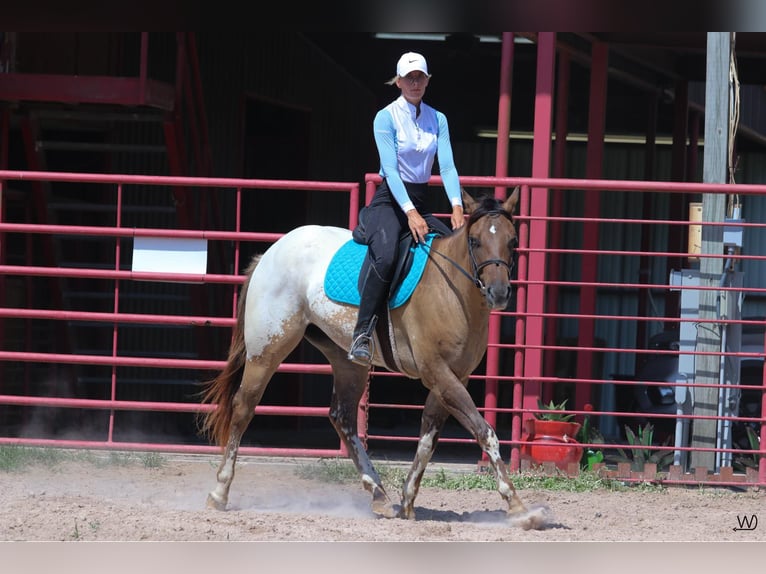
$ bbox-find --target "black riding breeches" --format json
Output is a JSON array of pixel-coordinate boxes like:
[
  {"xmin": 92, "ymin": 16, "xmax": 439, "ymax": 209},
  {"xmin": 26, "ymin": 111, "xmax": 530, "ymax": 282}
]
[{"xmin": 362, "ymin": 179, "xmax": 450, "ymax": 282}]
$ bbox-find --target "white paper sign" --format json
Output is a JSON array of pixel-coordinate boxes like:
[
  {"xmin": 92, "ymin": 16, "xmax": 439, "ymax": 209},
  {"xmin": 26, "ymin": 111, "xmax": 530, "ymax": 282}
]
[{"xmin": 132, "ymin": 237, "xmax": 208, "ymax": 278}]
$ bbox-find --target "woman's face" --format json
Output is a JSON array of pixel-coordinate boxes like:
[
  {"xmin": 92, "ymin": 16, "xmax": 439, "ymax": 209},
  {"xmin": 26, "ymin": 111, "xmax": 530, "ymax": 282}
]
[{"xmin": 396, "ymin": 71, "xmax": 430, "ymax": 104}]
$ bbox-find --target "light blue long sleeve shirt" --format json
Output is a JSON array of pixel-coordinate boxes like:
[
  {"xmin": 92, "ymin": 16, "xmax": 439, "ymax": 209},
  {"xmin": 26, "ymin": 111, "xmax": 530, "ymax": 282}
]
[{"xmin": 374, "ymin": 95, "xmax": 462, "ymax": 213}]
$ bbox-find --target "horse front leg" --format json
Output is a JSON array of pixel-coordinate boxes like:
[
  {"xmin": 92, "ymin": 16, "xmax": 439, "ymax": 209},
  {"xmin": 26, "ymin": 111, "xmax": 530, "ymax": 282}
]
[
  {"xmin": 207, "ymin": 361, "xmax": 269, "ymax": 510},
  {"xmin": 478, "ymin": 425, "xmax": 527, "ymax": 515},
  {"xmin": 476, "ymin": 424, "xmax": 548, "ymax": 529},
  {"xmin": 398, "ymin": 391, "xmax": 450, "ymax": 519},
  {"xmin": 425, "ymin": 376, "xmax": 529, "ymax": 518}
]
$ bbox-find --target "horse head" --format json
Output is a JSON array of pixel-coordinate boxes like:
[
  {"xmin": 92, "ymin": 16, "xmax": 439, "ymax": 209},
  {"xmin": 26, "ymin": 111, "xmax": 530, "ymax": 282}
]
[{"xmin": 461, "ymin": 187, "xmax": 519, "ymax": 310}]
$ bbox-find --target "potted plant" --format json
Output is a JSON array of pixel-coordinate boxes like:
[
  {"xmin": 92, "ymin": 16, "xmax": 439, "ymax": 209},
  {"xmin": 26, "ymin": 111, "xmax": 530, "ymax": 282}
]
[
  {"xmin": 521, "ymin": 399, "xmax": 584, "ymax": 470},
  {"xmin": 733, "ymin": 426, "xmax": 763, "ymax": 477},
  {"xmin": 577, "ymin": 403, "xmax": 605, "ymax": 470},
  {"xmin": 607, "ymin": 422, "xmax": 675, "ymax": 472}
]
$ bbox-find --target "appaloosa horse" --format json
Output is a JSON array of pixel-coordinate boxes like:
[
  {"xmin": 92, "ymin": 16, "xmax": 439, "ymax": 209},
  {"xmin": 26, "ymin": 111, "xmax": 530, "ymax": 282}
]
[{"xmin": 199, "ymin": 187, "xmax": 546, "ymax": 529}]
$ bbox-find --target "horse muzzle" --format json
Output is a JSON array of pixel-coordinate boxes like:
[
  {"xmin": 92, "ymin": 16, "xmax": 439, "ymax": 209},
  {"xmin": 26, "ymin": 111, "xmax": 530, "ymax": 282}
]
[{"xmin": 483, "ymin": 281, "xmax": 513, "ymax": 310}]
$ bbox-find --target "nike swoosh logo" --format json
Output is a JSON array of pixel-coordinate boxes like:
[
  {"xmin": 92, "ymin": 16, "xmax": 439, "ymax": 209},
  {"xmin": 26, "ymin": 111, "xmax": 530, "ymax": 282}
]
[{"xmin": 408, "ymin": 59, "xmax": 417, "ymax": 63}]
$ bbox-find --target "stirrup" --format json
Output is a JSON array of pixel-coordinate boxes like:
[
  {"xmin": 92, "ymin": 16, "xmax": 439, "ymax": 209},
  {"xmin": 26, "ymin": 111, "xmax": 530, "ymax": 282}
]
[
  {"xmin": 348, "ymin": 316, "xmax": 377, "ymax": 367},
  {"xmin": 347, "ymin": 333, "xmax": 373, "ymax": 367}
]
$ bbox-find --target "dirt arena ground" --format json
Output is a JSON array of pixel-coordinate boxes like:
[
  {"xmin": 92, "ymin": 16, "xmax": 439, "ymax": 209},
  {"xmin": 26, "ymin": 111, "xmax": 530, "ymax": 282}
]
[{"xmin": 1, "ymin": 452, "xmax": 764, "ymax": 543}]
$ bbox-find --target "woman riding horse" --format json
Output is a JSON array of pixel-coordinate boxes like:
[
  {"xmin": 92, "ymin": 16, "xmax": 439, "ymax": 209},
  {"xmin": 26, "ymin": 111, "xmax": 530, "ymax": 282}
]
[
  {"xmin": 348, "ymin": 51, "xmax": 465, "ymax": 367},
  {"xmin": 199, "ymin": 185, "xmax": 546, "ymax": 530}
]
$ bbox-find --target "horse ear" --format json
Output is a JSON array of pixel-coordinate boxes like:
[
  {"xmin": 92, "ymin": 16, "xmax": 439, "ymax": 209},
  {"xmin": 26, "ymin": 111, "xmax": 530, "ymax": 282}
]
[
  {"xmin": 503, "ymin": 186, "xmax": 520, "ymax": 214},
  {"xmin": 461, "ymin": 187, "xmax": 478, "ymax": 214}
]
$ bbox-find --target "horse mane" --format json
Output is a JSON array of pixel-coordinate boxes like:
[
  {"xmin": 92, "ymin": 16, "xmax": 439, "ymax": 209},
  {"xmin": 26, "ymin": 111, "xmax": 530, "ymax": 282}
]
[{"xmin": 197, "ymin": 254, "xmax": 262, "ymax": 447}]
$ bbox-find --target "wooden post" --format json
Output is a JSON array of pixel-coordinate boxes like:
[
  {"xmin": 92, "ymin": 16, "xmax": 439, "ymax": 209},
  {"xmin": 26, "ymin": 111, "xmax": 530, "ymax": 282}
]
[{"xmin": 690, "ymin": 33, "xmax": 731, "ymax": 470}]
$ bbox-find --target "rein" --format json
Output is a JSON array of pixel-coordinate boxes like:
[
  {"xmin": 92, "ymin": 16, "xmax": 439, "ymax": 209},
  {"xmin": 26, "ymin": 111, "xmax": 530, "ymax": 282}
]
[{"xmin": 420, "ymin": 208, "xmax": 515, "ymax": 292}]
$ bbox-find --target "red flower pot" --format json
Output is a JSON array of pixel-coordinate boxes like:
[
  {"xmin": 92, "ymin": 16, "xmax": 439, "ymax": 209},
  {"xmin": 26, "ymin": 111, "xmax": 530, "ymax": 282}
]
[{"xmin": 521, "ymin": 419, "xmax": 583, "ymax": 470}]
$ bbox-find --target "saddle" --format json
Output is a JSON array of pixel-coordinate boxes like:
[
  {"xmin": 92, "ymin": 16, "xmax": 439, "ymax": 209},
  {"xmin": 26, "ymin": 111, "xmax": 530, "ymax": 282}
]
[
  {"xmin": 349, "ymin": 208, "xmax": 445, "ymax": 372},
  {"xmin": 352, "ymin": 206, "xmax": 423, "ymax": 297}
]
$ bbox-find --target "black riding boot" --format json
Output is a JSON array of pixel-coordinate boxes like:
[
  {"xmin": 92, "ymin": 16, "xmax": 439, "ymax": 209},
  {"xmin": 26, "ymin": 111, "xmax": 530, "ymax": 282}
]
[{"xmin": 348, "ymin": 268, "xmax": 390, "ymax": 367}]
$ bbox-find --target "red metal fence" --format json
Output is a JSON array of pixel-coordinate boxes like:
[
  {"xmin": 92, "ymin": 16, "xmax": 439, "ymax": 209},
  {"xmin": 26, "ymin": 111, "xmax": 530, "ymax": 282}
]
[
  {"xmin": 0, "ymin": 169, "xmax": 764, "ymax": 488},
  {"xmin": 0, "ymin": 170, "xmax": 359, "ymax": 458}
]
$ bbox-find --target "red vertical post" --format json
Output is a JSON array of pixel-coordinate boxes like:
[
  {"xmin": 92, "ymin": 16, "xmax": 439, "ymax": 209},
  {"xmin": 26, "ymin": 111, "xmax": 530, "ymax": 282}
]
[
  {"xmin": 510, "ymin": 184, "xmax": 530, "ymax": 472},
  {"xmin": 108, "ymin": 182, "xmax": 124, "ymax": 444},
  {"xmin": 575, "ymin": 41, "xmax": 608, "ymax": 412},
  {"xmin": 518, "ymin": 32, "xmax": 555, "ymax": 462},
  {"xmin": 542, "ymin": 49, "xmax": 571, "ymax": 403},
  {"xmin": 365, "ymin": 177, "xmax": 377, "ymax": 205},
  {"xmin": 494, "ymin": 32, "xmax": 515, "ymax": 194},
  {"xmin": 348, "ymin": 183, "xmax": 360, "ymax": 230},
  {"xmin": 0, "ymin": 106, "xmax": 7, "ymax": 385},
  {"xmin": 233, "ymin": 186, "xmax": 243, "ymax": 317},
  {"xmin": 482, "ymin": 32, "xmax": 514, "ymax": 460}
]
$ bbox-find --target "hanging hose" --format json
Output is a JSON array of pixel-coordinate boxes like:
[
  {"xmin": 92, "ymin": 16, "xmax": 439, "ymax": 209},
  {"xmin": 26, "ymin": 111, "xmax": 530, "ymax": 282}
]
[{"xmin": 728, "ymin": 33, "xmax": 740, "ymax": 194}]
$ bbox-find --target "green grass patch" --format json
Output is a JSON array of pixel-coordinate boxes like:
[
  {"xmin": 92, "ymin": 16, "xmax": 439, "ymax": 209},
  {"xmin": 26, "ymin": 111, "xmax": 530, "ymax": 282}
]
[
  {"xmin": 140, "ymin": 451, "xmax": 165, "ymax": 469},
  {"xmin": 0, "ymin": 445, "xmax": 167, "ymax": 472},
  {"xmin": 0, "ymin": 446, "xmax": 70, "ymax": 471},
  {"xmin": 295, "ymin": 457, "xmax": 664, "ymax": 493},
  {"xmin": 421, "ymin": 467, "xmax": 498, "ymax": 490}
]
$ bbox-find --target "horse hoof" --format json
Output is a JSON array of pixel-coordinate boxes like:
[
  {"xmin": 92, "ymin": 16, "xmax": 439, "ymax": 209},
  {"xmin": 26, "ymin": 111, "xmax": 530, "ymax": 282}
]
[
  {"xmin": 508, "ymin": 494, "xmax": 527, "ymax": 515},
  {"xmin": 371, "ymin": 499, "xmax": 397, "ymax": 518},
  {"xmin": 508, "ymin": 503, "xmax": 549, "ymax": 530},
  {"xmin": 206, "ymin": 493, "xmax": 227, "ymax": 511},
  {"xmin": 396, "ymin": 507, "xmax": 416, "ymax": 520}
]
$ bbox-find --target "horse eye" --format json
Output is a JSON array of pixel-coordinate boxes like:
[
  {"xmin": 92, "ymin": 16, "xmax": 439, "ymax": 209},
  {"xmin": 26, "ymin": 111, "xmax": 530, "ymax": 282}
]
[
  {"xmin": 469, "ymin": 236, "xmax": 480, "ymax": 249},
  {"xmin": 508, "ymin": 237, "xmax": 518, "ymax": 250}
]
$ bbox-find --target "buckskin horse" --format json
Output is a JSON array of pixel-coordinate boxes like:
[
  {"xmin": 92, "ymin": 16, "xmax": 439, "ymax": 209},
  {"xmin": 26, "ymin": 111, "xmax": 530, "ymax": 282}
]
[{"xmin": 199, "ymin": 187, "xmax": 546, "ymax": 530}]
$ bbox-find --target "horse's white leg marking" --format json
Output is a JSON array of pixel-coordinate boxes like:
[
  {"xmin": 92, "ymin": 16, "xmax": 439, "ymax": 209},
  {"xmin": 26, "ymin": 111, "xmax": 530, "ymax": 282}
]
[
  {"xmin": 208, "ymin": 439, "xmax": 238, "ymax": 508},
  {"xmin": 399, "ymin": 429, "xmax": 437, "ymax": 519},
  {"xmin": 483, "ymin": 430, "xmax": 513, "ymax": 498},
  {"xmin": 425, "ymin": 375, "xmax": 526, "ymax": 516},
  {"xmin": 342, "ymin": 429, "xmax": 379, "ymax": 486},
  {"xmin": 331, "ymin": 414, "xmax": 394, "ymax": 517},
  {"xmin": 478, "ymin": 426, "xmax": 527, "ymax": 514}
]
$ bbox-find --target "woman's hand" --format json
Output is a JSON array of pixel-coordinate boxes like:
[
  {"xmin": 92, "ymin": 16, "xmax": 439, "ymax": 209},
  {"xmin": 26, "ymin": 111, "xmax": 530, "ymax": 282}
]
[
  {"xmin": 451, "ymin": 205, "xmax": 465, "ymax": 230},
  {"xmin": 406, "ymin": 209, "xmax": 429, "ymax": 243}
]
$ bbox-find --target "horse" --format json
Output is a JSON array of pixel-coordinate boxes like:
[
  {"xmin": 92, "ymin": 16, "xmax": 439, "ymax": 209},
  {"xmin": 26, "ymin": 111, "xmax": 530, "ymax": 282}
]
[{"xmin": 198, "ymin": 187, "xmax": 546, "ymax": 530}]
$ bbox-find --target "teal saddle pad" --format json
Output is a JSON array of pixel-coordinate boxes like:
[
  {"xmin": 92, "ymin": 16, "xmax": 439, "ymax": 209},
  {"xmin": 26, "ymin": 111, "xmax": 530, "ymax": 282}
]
[{"xmin": 324, "ymin": 235, "xmax": 434, "ymax": 309}]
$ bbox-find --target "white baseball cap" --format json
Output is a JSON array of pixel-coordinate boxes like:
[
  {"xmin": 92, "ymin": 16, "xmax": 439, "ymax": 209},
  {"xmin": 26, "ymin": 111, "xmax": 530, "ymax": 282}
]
[{"xmin": 396, "ymin": 52, "xmax": 429, "ymax": 78}]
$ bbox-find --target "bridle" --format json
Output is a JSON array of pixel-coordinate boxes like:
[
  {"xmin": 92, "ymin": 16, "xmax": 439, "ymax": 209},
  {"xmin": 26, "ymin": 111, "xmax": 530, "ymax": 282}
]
[{"xmin": 421, "ymin": 208, "xmax": 516, "ymax": 293}]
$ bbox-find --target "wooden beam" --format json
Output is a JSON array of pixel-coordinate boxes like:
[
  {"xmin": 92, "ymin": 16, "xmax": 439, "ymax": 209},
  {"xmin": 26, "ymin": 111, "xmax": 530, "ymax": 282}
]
[{"xmin": 691, "ymin": 32, "xmax": 731, "ymax": 470}]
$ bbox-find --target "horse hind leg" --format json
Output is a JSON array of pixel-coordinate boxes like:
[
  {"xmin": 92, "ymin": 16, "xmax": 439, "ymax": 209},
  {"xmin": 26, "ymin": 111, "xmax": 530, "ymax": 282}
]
[
  {"xmin": 304, "ymin": 327, "xmax": 396, "ymax": 518},
  {"xmin": 330, "ymin": 384, "xmax": 396, "ymax": 518},
  {"xmin": 398, "ymin": 390, "xmax": 450, "ymax": 520},
  {"xmin": 206, "ymin": 359, "xmax": 273, "ymax": 510}
]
